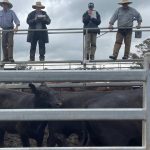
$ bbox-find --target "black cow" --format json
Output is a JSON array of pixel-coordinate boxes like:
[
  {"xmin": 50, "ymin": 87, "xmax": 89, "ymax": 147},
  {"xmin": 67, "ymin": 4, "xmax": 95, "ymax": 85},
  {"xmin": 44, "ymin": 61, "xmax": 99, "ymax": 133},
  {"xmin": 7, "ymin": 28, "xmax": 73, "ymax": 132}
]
[
  {"xmin": 47, "ymin": 91, "xmax": 104, "ymax": 146},
  {"xmin": 87, "ymin": 89, "xmax": 142, "ymax": 146},
  {"xmin": 0, "ymin": 83, "xmax": 61, "ymax": 147},
  {"xmin": 47, "ymin": 88, "xmax": 142, "ymax": 147}
]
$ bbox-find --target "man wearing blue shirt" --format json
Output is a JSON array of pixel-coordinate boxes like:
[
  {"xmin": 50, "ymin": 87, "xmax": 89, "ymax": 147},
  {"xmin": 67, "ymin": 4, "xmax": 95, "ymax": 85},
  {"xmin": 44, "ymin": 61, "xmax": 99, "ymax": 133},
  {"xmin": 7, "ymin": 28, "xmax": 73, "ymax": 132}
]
[
  {"xmin": 0, "ymin": 0, "xmax": 20, "ymax": 62},
  {"xmin": 109, "ymin": 0, "xmax": 142, "ymax": 60}
]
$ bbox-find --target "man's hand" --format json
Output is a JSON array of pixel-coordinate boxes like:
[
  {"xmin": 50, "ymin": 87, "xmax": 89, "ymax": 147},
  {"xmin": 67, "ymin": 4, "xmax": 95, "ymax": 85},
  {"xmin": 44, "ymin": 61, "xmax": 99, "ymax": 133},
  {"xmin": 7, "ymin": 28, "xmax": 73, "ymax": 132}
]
[
  {"xmin": 108, "ymin": 24, "xmax": 113, "ymax": 30},
  {"xmin": 13, "ymin": 26, "xmax": 18, "ymax": 33},
  {"xmin": 136, "ymin": 24, "xmax": 141, "ymax": 29}
]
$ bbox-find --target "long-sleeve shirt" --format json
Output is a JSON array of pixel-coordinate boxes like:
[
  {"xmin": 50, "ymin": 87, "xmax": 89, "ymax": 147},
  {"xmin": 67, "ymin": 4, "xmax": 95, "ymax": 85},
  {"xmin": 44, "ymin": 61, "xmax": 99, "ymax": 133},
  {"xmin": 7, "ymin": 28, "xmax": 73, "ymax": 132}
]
[
  {"xmin": 82, "ymin": 10, "xmax": 101, "ymax": 34},
  {"xmin": 0, "ymin": 9, "xmax": 20, "ymax": 29},
  {"xmin": 109, "ymin": 6, "xmax": 142, "ymax": 28}
]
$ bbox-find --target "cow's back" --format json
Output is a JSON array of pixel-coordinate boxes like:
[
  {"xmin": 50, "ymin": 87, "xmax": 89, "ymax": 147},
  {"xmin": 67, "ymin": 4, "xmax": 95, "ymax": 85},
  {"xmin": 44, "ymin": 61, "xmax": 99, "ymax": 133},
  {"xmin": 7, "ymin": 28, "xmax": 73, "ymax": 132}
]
[{"xmin": 0, "ymin": 88, "xmax": 34, "ymax": 109}]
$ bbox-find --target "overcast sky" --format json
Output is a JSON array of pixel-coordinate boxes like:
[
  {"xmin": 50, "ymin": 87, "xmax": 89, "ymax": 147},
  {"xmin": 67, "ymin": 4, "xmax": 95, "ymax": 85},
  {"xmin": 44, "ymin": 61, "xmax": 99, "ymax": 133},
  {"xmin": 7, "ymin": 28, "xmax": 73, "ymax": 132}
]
[{"xmin": 1, "ymin": 0, "xmax": 150, "ymax": 61}]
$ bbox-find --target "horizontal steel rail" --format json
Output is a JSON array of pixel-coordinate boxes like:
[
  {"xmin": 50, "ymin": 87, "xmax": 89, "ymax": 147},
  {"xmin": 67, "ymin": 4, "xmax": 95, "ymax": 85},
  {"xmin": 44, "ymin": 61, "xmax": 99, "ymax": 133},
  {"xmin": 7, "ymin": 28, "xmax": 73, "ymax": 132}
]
[
  {"xmin": 0, "ymin": 70, "xmax": 146, "ymax": 82},
  {"xmin": 0, "ymin": 59, "xmax": 143, "ymax": 64},
  {"xmin": 0, "ymin": 60, "xmax": 83, "ymax": 64},
  {"xmin": 0, "ymin": 26, "xmax": 150, "ymax": 32},
  {"xmin": 0, "ymin": 109, "xmax": 145, "ymax": 121},
  {"xmin": 0, "ymin": 82, "xmax": 142, "ymax": 89},
  {"xmin": 7, "ymin": 30, "xmax": 150, "ymax": 35},
  {"xmin": 0, "ymin": 147, "xmax": 146, "ymax": 150}
]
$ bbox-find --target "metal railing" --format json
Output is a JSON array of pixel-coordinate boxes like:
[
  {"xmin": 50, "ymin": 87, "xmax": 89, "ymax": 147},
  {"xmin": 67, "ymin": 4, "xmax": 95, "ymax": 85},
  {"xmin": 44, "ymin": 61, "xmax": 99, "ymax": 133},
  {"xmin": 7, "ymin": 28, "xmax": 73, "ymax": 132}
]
[
  {"xmin": 0, "ymin": 53, "xmax": 149, "ymax": 149},
  {"xmin": 0, "ymin": 27, "xmax": 150, "ymax": 149},
  {"xmin": 0, "ymin": 26, "xmax": 150, "ymax": 70},
  {"xmin": 0, "ymin": 82, "xmax": 142, "ymax": 89}
]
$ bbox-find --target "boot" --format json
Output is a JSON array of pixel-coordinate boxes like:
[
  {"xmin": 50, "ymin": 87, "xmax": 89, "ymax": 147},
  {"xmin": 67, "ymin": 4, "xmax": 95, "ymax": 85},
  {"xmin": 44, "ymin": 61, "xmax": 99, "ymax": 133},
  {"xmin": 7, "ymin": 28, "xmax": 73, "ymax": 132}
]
[
  {"xmin": 90, "ymin": 55, "xmax": 95, "ymax": 60},
  {"xmin": 86, "ymin": 54, "xmax": 89, "ymax": 60},
  {"xmin": 9, "ymin": 58, "xmax": 15, "ymax": 62},
  {"xmin": 39, "ymin": 55, "xmax": 45, "ymax": 61},
  {"xmin": 109, "ymin": 55, "xmax": 117, "ymax": 60},
  {"xmin": 2, "ymin": 58, "xmax": 9, "ymax": 62},
  {"xmin": 30, "ymin": 56, "xmax": 35, "ymax": 61},
  {"xmin": 122, "ymin": 56, "xmax": 128, "ymax": 60},
  {"xmin": 112, "ymin": 43, "xmax": 122, "ymax": 59}
]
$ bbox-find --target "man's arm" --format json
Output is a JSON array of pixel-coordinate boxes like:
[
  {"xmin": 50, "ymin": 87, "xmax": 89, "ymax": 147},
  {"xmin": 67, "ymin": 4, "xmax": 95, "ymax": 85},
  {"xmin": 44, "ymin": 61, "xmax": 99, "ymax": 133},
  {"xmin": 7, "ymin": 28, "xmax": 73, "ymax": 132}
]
[
  {"xmin": 133, "ymin": 9, "xmax": 142, "ymax": 29},
  {"xmin": 12, "ymin": 10, "xmax": 20, "ymax": 32},
  {"xmin": 82, "ymin": 11, "xmax": 91, "ymax": 25},
  {"xmin": 109, "ymin": 8, "xmax": 119, "ymax": 29},
  {"xmin": 26, "ymin": 12, "xmax": 37, "ymax": 26},
  {"xmin": 42, "ymin": 12, "xmax": 51, "ymax": 25}
]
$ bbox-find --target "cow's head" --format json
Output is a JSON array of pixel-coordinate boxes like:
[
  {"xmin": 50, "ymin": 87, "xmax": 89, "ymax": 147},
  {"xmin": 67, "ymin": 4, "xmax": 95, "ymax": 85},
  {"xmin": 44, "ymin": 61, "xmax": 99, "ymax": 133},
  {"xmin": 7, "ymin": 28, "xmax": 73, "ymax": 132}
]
[{"xmin": 29, "ymin": 83, "xmax": 62, "ymax": 108}]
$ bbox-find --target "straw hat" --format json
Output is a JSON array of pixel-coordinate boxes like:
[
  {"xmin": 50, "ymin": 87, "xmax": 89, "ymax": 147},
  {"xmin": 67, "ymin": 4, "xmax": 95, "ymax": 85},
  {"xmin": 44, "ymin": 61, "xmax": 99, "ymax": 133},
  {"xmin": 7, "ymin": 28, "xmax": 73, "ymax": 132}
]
[
  {"xmin": 32, "ymin": 1, "xmax": 45, "ymax": 9},
  {"xmin": 0, "ymin": 0, "xmax": 13, "ymax": 9},
  {"xmin": 118, "ymin": 0, "xmax": 132, "ymax": 5}
]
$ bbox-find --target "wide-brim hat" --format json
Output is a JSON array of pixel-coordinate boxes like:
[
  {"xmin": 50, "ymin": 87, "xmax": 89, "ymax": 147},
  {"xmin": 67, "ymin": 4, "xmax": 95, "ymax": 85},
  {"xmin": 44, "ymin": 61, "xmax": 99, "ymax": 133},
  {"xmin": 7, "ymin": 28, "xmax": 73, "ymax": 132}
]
[
  {"xmin": 118, "ymin": 0, "xmax": 132, "ymax": 5},
  {"xmin": 0, "ymin": 0, "xmax": 13, "ymax": 9},
  {"xmin": 32, "ymin": 1, "xmax": 45, "ymax": 9}
]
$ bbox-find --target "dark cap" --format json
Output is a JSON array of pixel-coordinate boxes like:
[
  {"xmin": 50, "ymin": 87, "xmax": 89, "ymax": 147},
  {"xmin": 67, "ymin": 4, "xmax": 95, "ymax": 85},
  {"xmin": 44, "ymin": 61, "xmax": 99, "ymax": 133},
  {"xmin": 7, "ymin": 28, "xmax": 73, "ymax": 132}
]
[{"xmin": 88, "ymin": 2, "xmax": 94, "ymax": 8}]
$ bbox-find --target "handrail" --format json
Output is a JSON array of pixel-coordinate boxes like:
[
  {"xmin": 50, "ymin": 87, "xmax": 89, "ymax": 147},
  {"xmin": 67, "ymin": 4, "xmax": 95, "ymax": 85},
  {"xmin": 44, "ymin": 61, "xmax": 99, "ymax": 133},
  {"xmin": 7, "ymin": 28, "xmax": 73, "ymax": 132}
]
[
  {"xmin": 0, "ymin": 59, "xmax": 143, "ymax": 64},
  {"xmin": 0, "ymin": 26, "xmax": 150, "ymax": 32},
  {"xmin": 0, "ymin": 27, "xmax": 147, "ymax": 69}
]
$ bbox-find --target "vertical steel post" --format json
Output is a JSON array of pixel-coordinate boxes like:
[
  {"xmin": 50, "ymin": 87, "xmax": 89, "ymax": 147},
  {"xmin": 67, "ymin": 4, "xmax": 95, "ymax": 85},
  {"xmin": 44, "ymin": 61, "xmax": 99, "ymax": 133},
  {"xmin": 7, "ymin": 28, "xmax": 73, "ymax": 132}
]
[
  {"xmin": 0, "ymin": 30, "xmax": 4, "ymax": 70},
  {"xmin": 143, "ymin": 53, "xmax": 150, "ymax": 149},
  {"xmin": 0, "ymin": 30, "xmax": 2, "ymax": 61},
  {"xmin": 83, "ymin": 29, "xmax": 85, "ymax": 62},
  {"xmin": 83, "ymin": 29, "xmax": 88, "ymax": 70}
]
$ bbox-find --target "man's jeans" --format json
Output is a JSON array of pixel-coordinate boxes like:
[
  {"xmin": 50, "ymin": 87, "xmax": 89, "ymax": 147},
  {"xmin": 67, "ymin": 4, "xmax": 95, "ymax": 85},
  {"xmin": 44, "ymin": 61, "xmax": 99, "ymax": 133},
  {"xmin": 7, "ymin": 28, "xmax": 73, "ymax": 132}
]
[
  {"xmin": 85, "ymin": 33, "xmax": 97, "ymax": 59},
  {"xmin": 30, "ymin": 32, "xmax": 45, "ymax": 60},
  {"xmin": 2, "ymin": 31, "xmax": 14, "ymax": 60},
  {"xmin": 113, "ymin": 30, "xmax": 132, "ymax": 58}
]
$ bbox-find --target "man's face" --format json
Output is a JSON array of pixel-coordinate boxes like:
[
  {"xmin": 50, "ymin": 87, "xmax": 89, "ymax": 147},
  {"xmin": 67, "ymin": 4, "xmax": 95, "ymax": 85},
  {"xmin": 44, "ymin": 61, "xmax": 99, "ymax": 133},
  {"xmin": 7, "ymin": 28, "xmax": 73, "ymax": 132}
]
[
  {"xmin": 2, "ymin": 3, "xmax": 9, "ymax": 10},
  {"xmin": 88, "ymin": 6, "xmax": 94, "ymax": 10},
  {"xmin": 36, "ymin": 7, "xmax": 42, "ymax": 11},
  {"xmin": 122, "ymin": 3, "xmax": 129, "ymax": 8}
]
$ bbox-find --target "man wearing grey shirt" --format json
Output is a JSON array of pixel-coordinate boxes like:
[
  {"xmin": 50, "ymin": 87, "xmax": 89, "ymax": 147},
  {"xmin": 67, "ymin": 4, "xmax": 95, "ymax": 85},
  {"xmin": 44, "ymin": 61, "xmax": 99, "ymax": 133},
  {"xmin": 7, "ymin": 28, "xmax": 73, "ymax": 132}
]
[
  {"xmin": 109, "ymin": 0, "xmax": 142, "ymax": 60},
  {"xmin": 0, "ymin": 0, "xmax": 20, "ymax": 62}
]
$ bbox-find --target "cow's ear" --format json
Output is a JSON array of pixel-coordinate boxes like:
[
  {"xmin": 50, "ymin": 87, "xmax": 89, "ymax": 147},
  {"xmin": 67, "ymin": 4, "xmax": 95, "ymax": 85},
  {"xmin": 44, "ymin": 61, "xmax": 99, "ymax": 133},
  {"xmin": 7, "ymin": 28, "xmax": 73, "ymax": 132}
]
[{"xmin": 29, "ymin": 83, "xmax": 37, "ymax": 94}]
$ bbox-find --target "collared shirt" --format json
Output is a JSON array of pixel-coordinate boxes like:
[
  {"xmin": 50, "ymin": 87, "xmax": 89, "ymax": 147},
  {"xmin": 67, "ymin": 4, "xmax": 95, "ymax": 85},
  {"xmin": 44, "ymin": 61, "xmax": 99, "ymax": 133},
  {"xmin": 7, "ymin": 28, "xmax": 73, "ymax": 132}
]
[
  {"xmin": 109, "ymin": 6, "xmax": 142, "ymax": 28},
  {"xmin": 0, "ymin": 9, "xmax": 20, "ymax": 29}
]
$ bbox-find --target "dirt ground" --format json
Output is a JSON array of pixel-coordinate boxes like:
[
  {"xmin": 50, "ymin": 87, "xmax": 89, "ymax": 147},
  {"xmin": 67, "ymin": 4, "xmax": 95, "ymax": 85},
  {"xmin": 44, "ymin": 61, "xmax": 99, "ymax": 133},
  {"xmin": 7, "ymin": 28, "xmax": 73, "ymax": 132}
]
[{"xmin": 4, "ymin": 128, "xmax": 49, "ymax": 147}]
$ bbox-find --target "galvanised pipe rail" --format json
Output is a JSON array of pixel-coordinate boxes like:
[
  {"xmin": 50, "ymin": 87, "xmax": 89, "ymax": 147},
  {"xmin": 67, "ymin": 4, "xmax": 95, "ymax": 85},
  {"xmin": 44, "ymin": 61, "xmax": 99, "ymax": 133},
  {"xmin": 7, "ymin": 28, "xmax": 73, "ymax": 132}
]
[
  {"xmin": 1, "ymin": 60, "xmax": 143, "ymax": 71},
  {"xmin": 0, "ymin": 26, "xmax": 150, "ymax": 32},
  {"xmin": 0, "ymin": 70, "xmax": 146, "ymax": 82},
  {"xmin": 0, "ymin": 147, "xmax": 146, "ymax": 150},
  {"xmin": 0, "ymin": 108, "xmax": 145, "ymax": 121},
  {"xmin": 0, "ymin": 59, "xmax": 143, "ymax": 64},
  {"xmin": 0, "ymin": 55, "xmax": 148, "ymax": 149},
  {"xmin": 12, "ymin": 30, "xmax": 150, "ymax": 35},
  {"xmin": 0, "ymin": 82, "xmax": 143, "ymax": 89}
]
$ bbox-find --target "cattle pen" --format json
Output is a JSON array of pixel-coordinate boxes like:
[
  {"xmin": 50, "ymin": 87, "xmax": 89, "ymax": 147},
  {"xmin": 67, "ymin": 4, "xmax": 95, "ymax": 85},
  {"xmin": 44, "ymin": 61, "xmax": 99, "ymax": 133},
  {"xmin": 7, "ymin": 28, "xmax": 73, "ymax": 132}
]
[{"xmin": 0, "ymin": 27, "xmax": 150, "ymax": 150}]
